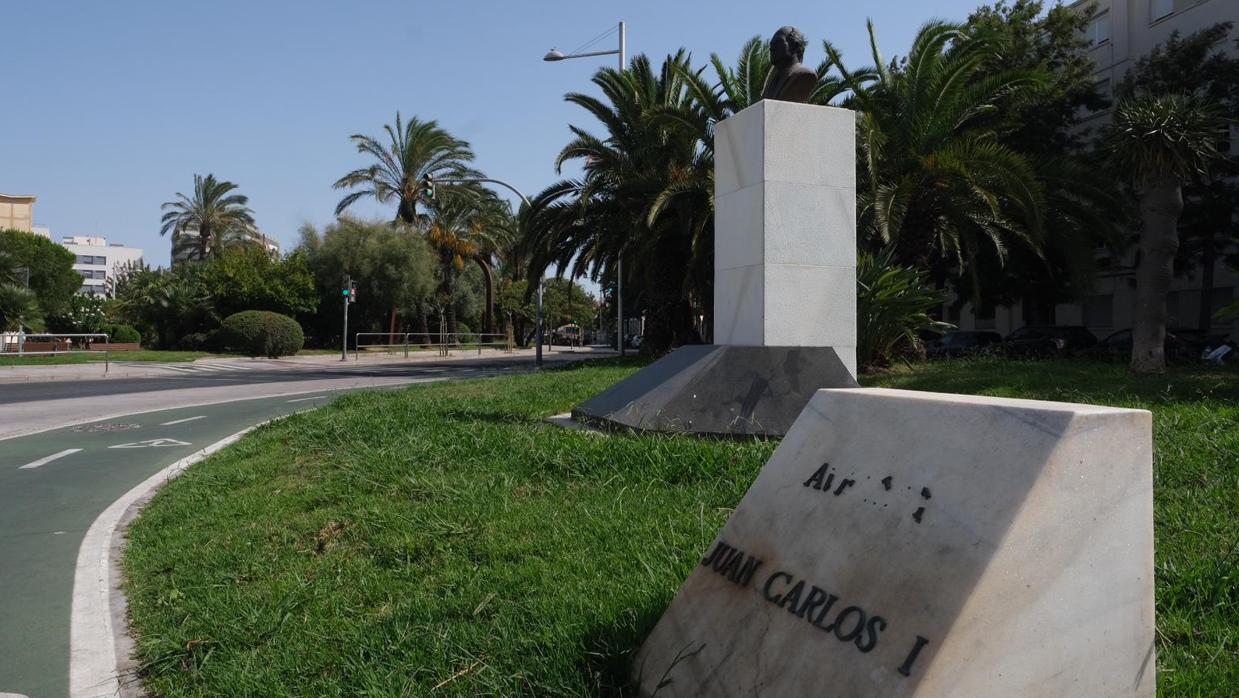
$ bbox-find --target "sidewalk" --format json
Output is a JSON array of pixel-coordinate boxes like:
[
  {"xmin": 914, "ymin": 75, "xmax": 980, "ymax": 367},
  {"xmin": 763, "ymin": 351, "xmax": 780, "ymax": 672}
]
[{"xmin": 0, "ymin": 346, "xmax": 613, "ymax": 382}]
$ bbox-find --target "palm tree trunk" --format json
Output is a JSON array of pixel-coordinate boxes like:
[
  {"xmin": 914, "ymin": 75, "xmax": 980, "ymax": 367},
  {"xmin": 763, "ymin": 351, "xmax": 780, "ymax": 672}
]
[
  {"xmin": 388, "ymin": 306, "xmax": 398, "ymax": 345},
  {"xmin": 1131, "ymin": 179, "xmax": 1184, "ymax": 374},
  {"xmin": 475, "ymin": 257, "xmax": 495, "ymax": 336}
]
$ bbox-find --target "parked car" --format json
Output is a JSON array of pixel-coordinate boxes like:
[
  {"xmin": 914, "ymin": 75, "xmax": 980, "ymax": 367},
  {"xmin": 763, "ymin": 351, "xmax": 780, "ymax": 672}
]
[
  {"xmin": 1003, "ymin": 326, "xmax": 1097, "ymax": 358},
  {"xmin": 926, "ymin": 331, "xmax": 1003, "ymax": 359},
  {"xmin": 1084, "ymin": 328, "xmax": 1216, "ymax": 363}
]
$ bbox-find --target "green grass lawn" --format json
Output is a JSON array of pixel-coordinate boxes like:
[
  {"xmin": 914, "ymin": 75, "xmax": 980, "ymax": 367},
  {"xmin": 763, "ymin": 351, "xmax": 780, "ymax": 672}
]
[{"xmin": 123, "ymin": 357, "xmax": 1238, "ymax": 696}]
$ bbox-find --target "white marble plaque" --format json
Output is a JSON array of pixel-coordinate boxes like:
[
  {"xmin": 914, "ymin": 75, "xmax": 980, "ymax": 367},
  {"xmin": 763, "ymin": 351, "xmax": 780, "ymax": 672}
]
[{"xmin": 634, "ymin": 387, "xmax": 1155, "ymax": 697}]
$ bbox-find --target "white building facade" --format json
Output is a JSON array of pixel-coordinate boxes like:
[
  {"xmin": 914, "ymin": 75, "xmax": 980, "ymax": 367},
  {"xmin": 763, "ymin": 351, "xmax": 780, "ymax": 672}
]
[
  {"xmin": 60, "ymin": 236, "xmax": 144, "ymax": 296},
  {"xmin": 951, "ymin": 0, "xmax": 1238, "ymax": 340}
]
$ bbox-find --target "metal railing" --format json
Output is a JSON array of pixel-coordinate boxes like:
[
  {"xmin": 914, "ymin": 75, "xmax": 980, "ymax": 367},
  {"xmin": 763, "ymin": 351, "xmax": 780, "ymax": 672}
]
[
  {"xmin": 351, "ymin": 332, "xmax": 515, "ymax": 361},
  {"xmin": 0, "ymin": 332, "xmax": 111, "ymax": 373}
]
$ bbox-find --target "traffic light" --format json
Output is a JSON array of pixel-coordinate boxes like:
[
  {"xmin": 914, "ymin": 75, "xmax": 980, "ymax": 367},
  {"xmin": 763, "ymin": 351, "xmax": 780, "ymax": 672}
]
[
  {"xmin": 348, "ymin": 279, "xmax": 358, "ymax": 303},
  {"xmin": 422, "ymin": 174, "xmax": 436, "ymax": 200}
]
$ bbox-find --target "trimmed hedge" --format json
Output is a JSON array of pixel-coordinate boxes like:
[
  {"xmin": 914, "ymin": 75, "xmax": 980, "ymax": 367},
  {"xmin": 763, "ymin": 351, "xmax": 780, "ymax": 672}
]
[
  {"xmin": 105, "ymin": 323, "xmax": 142, "ymax": 343},
  {"xmin": 221, "ymin": 311, "xmax": 304, "ymax": 358}
]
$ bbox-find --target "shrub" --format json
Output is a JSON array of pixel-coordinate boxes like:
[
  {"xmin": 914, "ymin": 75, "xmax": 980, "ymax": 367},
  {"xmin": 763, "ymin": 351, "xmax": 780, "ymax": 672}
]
[
  {"xmin": 104, "ymin": 323, "xmax": 142, "ymax": 343},
  {"xmin": 857, "ymin": 248, "xmax": 952, "ymax": 370},
  {"xmin": 221, "ymin": 311, "xmax": 304, "ymax": 358},
  {"xmin": 177, "ymin": 330, "xmax": 218, "ymax": 351}
]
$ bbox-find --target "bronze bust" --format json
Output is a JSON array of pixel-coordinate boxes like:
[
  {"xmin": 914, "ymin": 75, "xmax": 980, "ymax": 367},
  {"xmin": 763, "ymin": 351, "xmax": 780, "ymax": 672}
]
[{"xmin": 761, "ymin": 26, "xmax": 816, "ymax": 103}]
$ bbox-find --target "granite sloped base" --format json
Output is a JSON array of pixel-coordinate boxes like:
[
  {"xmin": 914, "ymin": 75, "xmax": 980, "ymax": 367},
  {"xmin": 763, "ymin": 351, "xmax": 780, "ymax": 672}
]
[{"xmin": 572, "ymin": 345, "xmax": 858, "ymax": 437}]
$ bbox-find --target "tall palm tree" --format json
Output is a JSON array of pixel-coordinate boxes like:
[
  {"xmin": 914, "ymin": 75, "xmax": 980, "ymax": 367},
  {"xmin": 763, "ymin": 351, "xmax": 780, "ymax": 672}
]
[
  {"xmin": 333, "ymin": 113, "xmax": 478, "ymax": 225},
  {"xmin": 425, "ymin": 187, "xmax": 514, "ymax": 338},
  {"xmin": 1105, "ymin": 93, "xmax": 1225, "ymax": 373},
  {"xmin": 334, "ymin": 113, "xmax": 479, "ymax": 339},
  {"xmin": 827, "ymin": 21, "xmax": 1049, "ymax": 289},
  {"xmin": 524, "ymin": 52, "xmax": 716, "ymax": 350},
  {"xmin": 159, "ymin": 174, "xmax": 256, "ymax": 262}
]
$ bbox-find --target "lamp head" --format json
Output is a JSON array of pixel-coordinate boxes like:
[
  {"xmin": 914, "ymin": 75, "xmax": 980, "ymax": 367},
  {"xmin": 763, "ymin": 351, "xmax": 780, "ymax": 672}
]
[{"xmin": 543, "ymin": 48, "xmax": 566, "ymax": 62}]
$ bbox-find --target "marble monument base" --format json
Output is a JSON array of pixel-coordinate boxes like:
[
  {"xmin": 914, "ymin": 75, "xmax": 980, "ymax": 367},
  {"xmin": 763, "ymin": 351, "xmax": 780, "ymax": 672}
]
[{"xmin": 571, "ymin": 344, "xmax": 857, "ymax": 438}]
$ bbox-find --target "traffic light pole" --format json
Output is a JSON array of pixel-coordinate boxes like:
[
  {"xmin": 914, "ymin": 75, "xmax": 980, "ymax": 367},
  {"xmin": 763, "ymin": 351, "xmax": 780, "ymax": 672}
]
[{"xmin": 340, "ymin": 274, "xmax": 350, "ymax": 362}]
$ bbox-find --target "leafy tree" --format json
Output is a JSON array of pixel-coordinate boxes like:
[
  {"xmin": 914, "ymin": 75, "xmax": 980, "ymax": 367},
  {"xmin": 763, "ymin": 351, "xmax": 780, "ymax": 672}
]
[
  {"xmin": 200, "ymin": 246, "xmax": 317, "ymax": 319},
  {"xmin": 296, "ymin": 217, "xmax": 436, "ymax": 347},
  {"xmin": 966, "ymin": 0, "xmax": 1109, "ymax": 152},
  {"xmin": 48, "ymin": 294, "xmax": 107, "ymax": 333},
  {"xmin": 540, "ymin": 278, "xmax": 598, "ymax": 335},
  {"xmin": 159, "ymin": 174, "xmax": 257, "ymax": 262},
  {"xmin": 113, "ymin": 264, "xmax": 215, "ymax": 348},
  {"xmin": 961, "ymin": 1, "xmax": 1124, "ymax": 310},
  {"xmin": 0, "ymin": 228, "xmax": 80, "ymax": 317},
  {"xmin": 1105, "ymin": 94, "xmax": 1226, "ymax": 373}
]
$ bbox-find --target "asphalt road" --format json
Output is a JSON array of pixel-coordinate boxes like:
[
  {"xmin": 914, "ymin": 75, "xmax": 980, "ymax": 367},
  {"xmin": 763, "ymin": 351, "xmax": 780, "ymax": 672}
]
[{"xmin": 0, "ymin": 354, "xmax": 544, "ymax": 404}]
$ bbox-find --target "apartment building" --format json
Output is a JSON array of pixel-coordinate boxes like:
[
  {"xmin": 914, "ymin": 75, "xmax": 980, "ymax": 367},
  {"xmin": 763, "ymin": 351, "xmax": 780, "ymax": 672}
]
[
  {"xmin": 950, "ymin": 0, "xmax": 1238, "ymax": 340},
  {"xmin": 60, "ymin": 235, "xmax": 144, "ymax": 296},
  {"xmin": 0, "ymin": 193, "xmax": 50, "ymax": 238}
]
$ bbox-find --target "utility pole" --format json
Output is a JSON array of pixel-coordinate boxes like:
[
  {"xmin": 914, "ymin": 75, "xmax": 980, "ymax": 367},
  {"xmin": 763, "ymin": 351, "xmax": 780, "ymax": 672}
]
[{"xmin": 544, "ymin": 19, "xmax": 626, "ymax": 356}]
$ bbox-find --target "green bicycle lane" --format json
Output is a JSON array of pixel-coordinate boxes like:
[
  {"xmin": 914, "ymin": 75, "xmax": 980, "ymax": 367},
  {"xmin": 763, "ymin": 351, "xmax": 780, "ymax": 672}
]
[{"xmin": 0, "ymin": 391, "xmax": 349, "ymax": 698}]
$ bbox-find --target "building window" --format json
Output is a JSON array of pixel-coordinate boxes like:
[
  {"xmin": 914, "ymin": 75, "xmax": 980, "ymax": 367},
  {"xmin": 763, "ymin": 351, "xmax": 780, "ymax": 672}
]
[
  {"xmin": 1087, "ymin": 11, "xmax": 1111, "ymax": 46},
  {"xmin": 95, "ymin": 255, "xmax": 106, "ymax": 265},
  {"xmin": 1084, "ymin": 295, "xmax": 1114, "ymax": 327},
  {"xmin": 78, "ymin": 269, "xmax": 92, "ymax": 280}
]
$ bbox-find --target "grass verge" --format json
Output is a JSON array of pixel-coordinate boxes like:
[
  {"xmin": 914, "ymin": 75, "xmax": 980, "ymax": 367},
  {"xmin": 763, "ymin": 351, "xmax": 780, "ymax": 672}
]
[{"xmin": 123, "ymin": 357, "xmax": 1238, "ymax": 695}]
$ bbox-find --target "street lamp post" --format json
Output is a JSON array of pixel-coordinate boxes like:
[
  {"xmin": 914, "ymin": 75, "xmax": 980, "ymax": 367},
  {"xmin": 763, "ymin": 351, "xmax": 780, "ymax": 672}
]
[
  {"xmin": 433, "ymin": 176, "xmax": 544, "ymax": 368},
  {"xmin": 544, "ymin": 20, "xmax": 626, "ymax": 357}
]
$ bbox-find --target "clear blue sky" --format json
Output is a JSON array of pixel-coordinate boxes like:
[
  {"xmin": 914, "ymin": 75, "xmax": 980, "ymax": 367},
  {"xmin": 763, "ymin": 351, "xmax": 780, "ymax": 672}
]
[{"xmin": 2, "ymin": 0, "xmax": 987, "ymax": 267}]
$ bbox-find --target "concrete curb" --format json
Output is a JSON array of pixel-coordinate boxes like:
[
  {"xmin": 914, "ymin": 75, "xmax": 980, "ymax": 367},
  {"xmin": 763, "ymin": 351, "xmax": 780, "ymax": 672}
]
[{"xmin": 68, "ymin": 425, "xmax": 267, "ymax": 698}]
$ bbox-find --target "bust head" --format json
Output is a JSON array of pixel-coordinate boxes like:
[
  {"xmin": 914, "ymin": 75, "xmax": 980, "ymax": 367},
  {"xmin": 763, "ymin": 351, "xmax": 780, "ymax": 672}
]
[{"xmin": 770, "ymin": 26, "xmax": 807, "ymax": 68}]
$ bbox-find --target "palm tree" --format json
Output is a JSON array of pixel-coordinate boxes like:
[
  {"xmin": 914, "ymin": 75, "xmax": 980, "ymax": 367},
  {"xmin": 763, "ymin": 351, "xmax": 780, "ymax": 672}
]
[
  {"xmin": 333, "ymin": 113, "xmax": 478, "ymax": 225},
  {"xmin": 1105, "ymin": 93, "xmax": 1225, "ymax": 373},
  {"xmin": 524, "ymin": 52, "xmax": 716, "ymax": 350},
  {"xmin": 826, "ymin": 21, "xmax": 1050, "ymax": 289},
  {"xmin": 159, "ymin": 174, "xmax": 257, "ymax": 262},
  {"xmin": 425, "ymin": 187, "xmax": 515, "ymax": 338},
  {"xmin": 0, "ymin": 284, "xmax": 43, "ymax": 332},
  {"xmin": 334, "ymin": 113, "xmax": 479, "ymax": 339}
]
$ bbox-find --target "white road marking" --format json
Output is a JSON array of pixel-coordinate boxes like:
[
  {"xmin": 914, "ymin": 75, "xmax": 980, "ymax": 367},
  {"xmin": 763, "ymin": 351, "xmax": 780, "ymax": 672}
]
[
  {"xmin": 19, "ymin": 448, "xmax": 83, "ymax": 470},
  {"xmin": 159, "ymin": 415, "xmax": 206, "ymax": 426},
  {"xmin": 108, "ymin": 438, "xmax": 191, "ymax": 449},
  {"xmin": 286, "ymin": 395, "xmax": 327, "ymax": 403}
]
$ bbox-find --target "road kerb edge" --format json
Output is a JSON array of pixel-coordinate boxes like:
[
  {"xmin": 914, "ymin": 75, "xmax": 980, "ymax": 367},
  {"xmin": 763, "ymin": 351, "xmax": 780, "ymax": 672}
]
[{"xmin": 68, "ymin": 424, "xmax": 267, "ymax": 698}]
